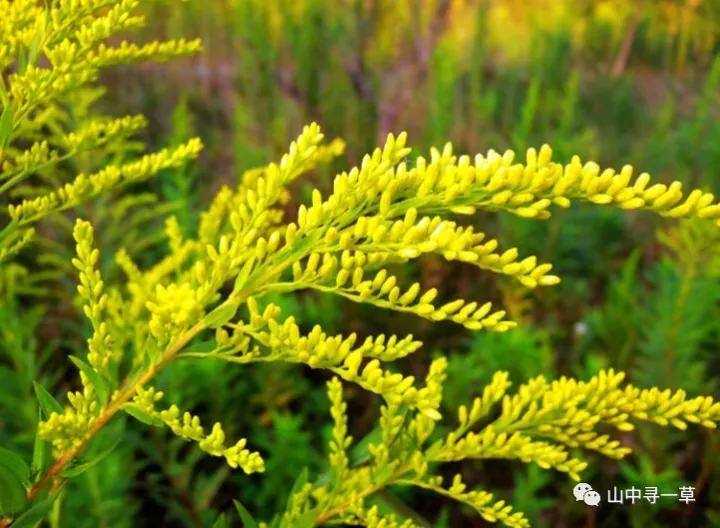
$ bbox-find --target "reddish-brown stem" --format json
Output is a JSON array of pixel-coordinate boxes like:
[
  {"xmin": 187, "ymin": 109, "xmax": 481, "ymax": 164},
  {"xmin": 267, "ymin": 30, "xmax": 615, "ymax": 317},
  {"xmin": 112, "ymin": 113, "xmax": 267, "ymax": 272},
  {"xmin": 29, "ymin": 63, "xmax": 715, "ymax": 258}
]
[{"xmin": 0, "ymin": 321, "xmax": 205, "ymax": 527}]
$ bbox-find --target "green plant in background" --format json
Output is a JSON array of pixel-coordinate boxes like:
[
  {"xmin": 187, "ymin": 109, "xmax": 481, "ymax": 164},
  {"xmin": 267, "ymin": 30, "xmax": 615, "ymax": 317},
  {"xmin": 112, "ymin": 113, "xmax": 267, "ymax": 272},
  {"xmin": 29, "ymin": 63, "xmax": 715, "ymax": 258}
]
[
  {"xmin": 442, "ymin": 326, "xmax": 554, "ymax": 414},
  {"xmin": 577, "ymin": 218, "xmax": 720, "ymax": 527}
]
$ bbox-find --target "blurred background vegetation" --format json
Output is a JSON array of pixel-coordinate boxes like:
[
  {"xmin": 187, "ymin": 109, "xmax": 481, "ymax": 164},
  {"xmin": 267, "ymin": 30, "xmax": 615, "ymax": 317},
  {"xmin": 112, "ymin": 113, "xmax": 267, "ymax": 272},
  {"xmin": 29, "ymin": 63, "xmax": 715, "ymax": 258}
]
[{"xmin": 3, "ymin": 0, "xmax": 720, "ymax": 526}]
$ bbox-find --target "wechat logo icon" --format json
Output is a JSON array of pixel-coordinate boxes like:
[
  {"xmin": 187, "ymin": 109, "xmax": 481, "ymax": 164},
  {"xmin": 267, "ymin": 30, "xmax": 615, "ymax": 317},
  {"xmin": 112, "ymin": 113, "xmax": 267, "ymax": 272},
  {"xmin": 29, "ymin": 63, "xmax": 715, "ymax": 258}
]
[{"xmin": 573, "ymin": 482, "xmax": 601, "ymax": 507}]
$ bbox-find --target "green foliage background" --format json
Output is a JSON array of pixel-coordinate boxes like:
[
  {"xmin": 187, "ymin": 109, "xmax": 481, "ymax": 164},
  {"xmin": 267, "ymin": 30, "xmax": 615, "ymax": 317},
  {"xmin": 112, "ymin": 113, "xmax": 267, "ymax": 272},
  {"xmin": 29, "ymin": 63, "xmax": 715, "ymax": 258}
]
[{"xmin": 3, "ymin": 0, "xmax": 720, "ymax": 527}]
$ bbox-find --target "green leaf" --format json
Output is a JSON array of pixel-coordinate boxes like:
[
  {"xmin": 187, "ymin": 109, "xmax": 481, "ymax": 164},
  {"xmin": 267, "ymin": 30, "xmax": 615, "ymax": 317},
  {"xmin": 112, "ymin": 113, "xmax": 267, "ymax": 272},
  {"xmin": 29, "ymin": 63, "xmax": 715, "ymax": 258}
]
[
  {"xmin": 31, "ymin": 414, "xmax": 48, "ymax": 479},
  {"xmin": 349, "ymin": 425, "xmax": 382, "ymax": 466},
  {"xmin": 203, "ymin": 301, "xmax": 240, "ymax": 329},
  {"xmin": 0, "ymin": 465, "xmax": 26, "ymax": 514},
  {"xmin": 0, "ymin": 447, "xmax": 30, "ymax": 484},
  {"xmin": 0, "ymin": 78, "xmax": 8, "ymax": 106},
  {"xmin": 233, "ymin": 499, "xmax": 258, "ymax": 528},
  {"xmin": 27, "ymin": 19, "xmax": 44, "ymax": 67},
  {"xmin": 233, "ymin": 257, "xmax": 256, "ymax": 294},
  {"xmin": 0, "ymin": 217, "xmax": 19, "ymax": 245},
  {"xmin": 145, "ymin": 336, "xmax": 162, "ymax": 365},
  {"xmin": 122, "ymin": 405, "xmax": 164, "ymax": 427},
  {"xmin": 0, "ymin": 102, "xmax": 14, "ymax": 147},
  {"xmin": 285, "ymin": 231, "xmax": 323, "ymax": 263},
  {"xmin": 59, "ymin": 442, "xmax": 119, "ymax": 478},
  {"xmin": 17, "ymin": 49, "xmax": 27, "ymax": 75},
  {"xmin": 284, "ymin": 466, "xmax": 309, "ymax": 513},
  {"xmin": 183, "ymin": 339, "xmax": 219, "ymax": 354},
  {"xmin": 68, "ymin": 356, "xmax": 110, "ymax": 407},
  {"xmin": 293, "ymin": 508, "xmax": 321, "ymax": 528},
  {"xmin": 211, "ymin": 513, "xmax": 227, "ymax": 528},
  {"xmin": 372, "ymin": 463, "xmax": 395, "ymax": 485},
  {"xmin": 369, "ymin": 491, "xmax": 431, "ymax": 527},
  {"xmin": 33, "ymin": 381, "xmax": 64, "ymax": 419},
  {"xmin": 8, "ymin": 495, "xmax": 58, "ymax": 528}
]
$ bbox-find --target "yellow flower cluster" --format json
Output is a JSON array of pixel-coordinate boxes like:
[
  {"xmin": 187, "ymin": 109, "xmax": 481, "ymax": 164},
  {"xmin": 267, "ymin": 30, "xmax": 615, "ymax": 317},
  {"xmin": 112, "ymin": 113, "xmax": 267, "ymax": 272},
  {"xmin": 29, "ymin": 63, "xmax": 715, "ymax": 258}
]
[
  {"xmin": 71, "ymin": 220, "xmax": 115, "ymax": 373},
  {"xmin": 395, "ymin": 142, "xmax": 720, "ymax": 223},
  {"xmin": 0, "ymin": 1, "xmax": 43, "ymax": 68},
  {"xmin": 115, "ymin": 237, "xmax": 198, "ymax": 325},
  {"xmin": 8, "ymin": 140, "xmax": 203, "ymax": 226},
  {"xmin": 322, "ymin": 212, "xmax": 560, "ymax": 289},
  {"xmin": 146, "ymin": 282, "xmax": 204, "ymax": 345},
  {"xmin": 456, "ymin": 371, "xmax": 512, "ymax": 433},
  {"xmin": 0, "ymin": 0, "xmax": 203, "ymax": 273},
  {"xmin": 237, "ymin": 135, "xmax": 346, "ymax": 226},
  {"xmin": 1, "ymin": 141, "xmax": 57, "ymax": 191},
  {"xmin": 199, "ymin": 123, "xmax": 333, "ymax": 248},
  {"xmin": 327, "ymin": 378, "xmax": 352, "ymax": 479},
  {"xmin": 0, "ymin": 227, "xmax": 34, "ymax": 265},
  {"xmin": 39, "ymin": 387, "xmax": 98, "ymax": 454},
  {"xmin": 491, "ymin": 370, "xmax": 720, "ymax": 457},
  {"xmin": 62, "ymin": 114, "xmax": 148, "ymax": 152},
  {"xmin": 87, "ymin": 39, "xmax": 202, "ymax": 69},
  {"xmin": 197, "ymin": 297, "xmax": 447, "ymax": 418},
  {"xmin": 5, "ymin": 1, "xmax": 201, "ymax": 109},
  {"xmin": 406, "ymin": 475, "xmax": 530, "ymax": 528},
  {"xmin": 436, "ymin": 427, "xmax": 588, "ymax": 479},
  {"xmin": 128, "ymin": 386, "xmax": 265, "ymax": 474},
  {"xmin": 347, "ymin": 506, "xmax": 418, "ymax": 528},
  {"xmin": 288, "ymin": 357, "xmax": 720, "ymax": 528},
  {"xmin": 402, "ymin": 368, "xmax": 720, "ymax": 496}
]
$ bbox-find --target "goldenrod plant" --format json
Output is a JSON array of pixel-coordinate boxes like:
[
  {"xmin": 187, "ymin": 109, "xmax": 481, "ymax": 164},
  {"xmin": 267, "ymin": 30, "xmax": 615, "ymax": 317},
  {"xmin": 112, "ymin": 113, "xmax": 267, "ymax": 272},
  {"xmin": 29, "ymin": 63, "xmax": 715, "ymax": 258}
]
[
  {"xmin": 4, "ymin": 2, "xmax": 720, "ymax": 528},
  {"xmin": 0, "ymin": 0, "xmax": 202, "ymax": 269}
]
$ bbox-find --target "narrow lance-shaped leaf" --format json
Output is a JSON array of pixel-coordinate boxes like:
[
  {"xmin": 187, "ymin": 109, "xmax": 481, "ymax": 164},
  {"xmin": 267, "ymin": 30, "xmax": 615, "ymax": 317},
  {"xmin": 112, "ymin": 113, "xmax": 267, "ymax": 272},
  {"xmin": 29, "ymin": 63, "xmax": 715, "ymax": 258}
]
[
  {"xmin": 69, "ymin": 356, "xmax": 110, "ymax": 407},
  {"xmin": 122, "ymin": 404, "xmax": 164, "ymax": 428},
  {"xmin": 60, "ymin": 441, "xmax": 120, "ymax": 478},
  {"xmin": 33, "ymin": 381, "xmax": 64, "ymax": 419},
  {"xmin": 233, "ymin": 500, "xmax": 258, "ymax": 528},
  {"xmin": 7, "ymin": 494, "xmax": 59, "ymax": 528}
]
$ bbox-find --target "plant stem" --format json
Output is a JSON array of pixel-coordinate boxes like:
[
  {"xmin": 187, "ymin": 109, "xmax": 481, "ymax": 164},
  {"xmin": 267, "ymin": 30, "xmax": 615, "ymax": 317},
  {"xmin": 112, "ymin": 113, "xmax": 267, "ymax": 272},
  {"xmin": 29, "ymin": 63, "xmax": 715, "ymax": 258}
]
[
  {"xmin": 1, "ymin": 238, "xmax": 302, "ymax": 526},
  {"xmin": 0, "ymin": 320, "xmax": 207, "ymax": 527},
  {"xmin": 312, "ymin": 465, "xmax": 410, "ymax": 525}
]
